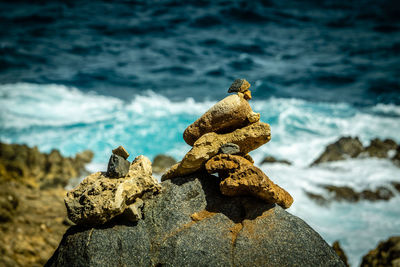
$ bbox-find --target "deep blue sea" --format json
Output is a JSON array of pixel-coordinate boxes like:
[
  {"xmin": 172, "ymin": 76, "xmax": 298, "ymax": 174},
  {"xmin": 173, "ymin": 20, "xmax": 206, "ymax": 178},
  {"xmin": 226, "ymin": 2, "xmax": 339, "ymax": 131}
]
[{"xmin": 1, "ymin": 0, "xmax": 400, "ymax": 265}]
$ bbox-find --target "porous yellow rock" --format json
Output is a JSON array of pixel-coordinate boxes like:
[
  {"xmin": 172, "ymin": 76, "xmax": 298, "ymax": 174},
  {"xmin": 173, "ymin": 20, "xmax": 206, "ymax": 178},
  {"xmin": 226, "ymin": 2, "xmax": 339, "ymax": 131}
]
[
  {"xmin": 243, "ymin": 90, "xmax": 252, "ymax": 100},
  {"xmin": 162, "ymin": 122, "xmax": 271, "ymax": 181},
  {"xmin": 65, "ymin": 155, "xmax": 161, "ymax": 225},
  {"xmin": 183, "ymin": 94, "xmax": 259, "ymax": 146},
  {"xmin": 205, "ymin": 154, "xmax": 293, "ymax": 209}
]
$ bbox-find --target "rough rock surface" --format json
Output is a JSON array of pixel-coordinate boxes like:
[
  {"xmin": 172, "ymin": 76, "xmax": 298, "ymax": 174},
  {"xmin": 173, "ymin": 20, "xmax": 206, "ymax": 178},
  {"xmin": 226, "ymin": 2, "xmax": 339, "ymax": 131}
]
[
  {"xmin": 361, "ymin": 236, "xmax": 400, "ymax": 266},
  {"xmin": 0, "ymin": 142, "xmax": 93, "ymax": 188},
  {"xmin": 228, "ymin": 78, "xmax": 251, "ymax": 93},
  {"xmin": 65, "ymin": 156, "xmax": 161, "ymax": 225},
  {"xmin": 206, "ymin": 154, "xmax": 293, "ymax": 209},
  {"xmin": 162, "ymin": 122, "xmax": 271, "ymax": 180},
  {"xmin": 311, "ymin": 137, "xmax": 364, "ymax": 165},
  {"xmin": 46, "ymin": 173, "xmax": 345, "ymax": 267},
  {"xmin": 106, "ymin": 154, "xmax": 130, "ymax": 178},
  {"xmin": 111, "ymin": 146, "xmax": 130, "ymax": 160},
  {"xmin": 183, "ymin": 94, "xmax": 259, "ymax": 146},
  {"xmin": 152, "ymin": 154, "xmax": 177, "ymax": 174},
  {"xmin": 1, "ymin": 182, "xmax": 69, "ymax": 267},
  {"xmin": 220, "ymin": 143, "xmax": 240, "ymax": 155}
]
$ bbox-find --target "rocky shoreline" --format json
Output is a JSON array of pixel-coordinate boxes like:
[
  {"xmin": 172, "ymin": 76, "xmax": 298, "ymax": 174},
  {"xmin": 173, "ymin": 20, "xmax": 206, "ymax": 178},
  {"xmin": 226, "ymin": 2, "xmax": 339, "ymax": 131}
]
[{"xmin": 0, "ymin": 143, "xmax": 93, "ymax": 266}]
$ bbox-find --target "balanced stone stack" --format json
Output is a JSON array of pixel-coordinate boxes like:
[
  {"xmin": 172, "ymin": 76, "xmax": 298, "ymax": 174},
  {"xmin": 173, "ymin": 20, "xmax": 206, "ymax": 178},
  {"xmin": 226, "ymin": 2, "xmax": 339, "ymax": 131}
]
[
  {"xmin": 162, "ymin": 79, "xmax": 293, "ymax": 209},
  {"xmin": 64, "ymin": 146, "xmax": 161, "ymax": 225}
]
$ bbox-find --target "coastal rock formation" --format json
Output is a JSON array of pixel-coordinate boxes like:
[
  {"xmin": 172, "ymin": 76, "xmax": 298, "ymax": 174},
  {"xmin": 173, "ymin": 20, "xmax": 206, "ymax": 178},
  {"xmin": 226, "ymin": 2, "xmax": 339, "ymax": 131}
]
[
  {"xmin": 361, "ymin": 236, "xmax": 400, "ymax": 266},
  {"xmin": 261, "ymin": 155, "xmax": 292, "ymax": 165},
  {"xmin": 0, "ymin": 142, "xmax": 93, "ymax": 188},
  {"xmin": 206, "ymin": 154, "xmax": 293, "ymax": 208},
  {"xmin": 305, "ymin": 184, "xmax": 397, "ymax": 205},
  {"xmin": 152, "ymin": 154, "xmax": 177, "ymax": 175},
  {"xmin": 65, "ymin": 155, "xmax": 161, "ymax": 225},
  {"xmin": 364, "ymin": 138, "xmax": 398, "ymax": 158},
  {"xmin": 0, "ymin": 144, "xmax": 94, "ymax": 267},
  {"xmin": 162, "ymin": 121, "xmax": 271, "ymax": 180},
  {"xmin": 311, "ymin": 137, "xmax": 364, "ymax": 165},
  {"xmin": 46, "ymin": 174, "xmax": 345, "ymax": 267},
  {"xmin": 311, "ymin": 137, "xmax": 399, "ymax": 166},
  {"xmin": 183, "ymin": 94, "xmax": 259, "ymax": 146}
]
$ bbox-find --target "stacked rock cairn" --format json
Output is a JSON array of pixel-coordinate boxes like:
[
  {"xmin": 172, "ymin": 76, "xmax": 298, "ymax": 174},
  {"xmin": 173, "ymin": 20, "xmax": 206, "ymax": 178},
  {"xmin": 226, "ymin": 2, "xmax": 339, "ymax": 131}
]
[
  {"xmin": 64, "ymin": 146, "xmax": 161, "ymax": 225},
  {"xmin": 162, "ymin": 79, "xmax": 293, "ymax": 209}
]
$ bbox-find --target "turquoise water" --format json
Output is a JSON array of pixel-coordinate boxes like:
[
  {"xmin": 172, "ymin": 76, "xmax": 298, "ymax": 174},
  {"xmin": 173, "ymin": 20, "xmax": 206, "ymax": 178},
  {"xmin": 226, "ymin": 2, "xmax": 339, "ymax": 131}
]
[{"xmin": 1, "ymin": 83, "xmax": 400, "ymax": 265}]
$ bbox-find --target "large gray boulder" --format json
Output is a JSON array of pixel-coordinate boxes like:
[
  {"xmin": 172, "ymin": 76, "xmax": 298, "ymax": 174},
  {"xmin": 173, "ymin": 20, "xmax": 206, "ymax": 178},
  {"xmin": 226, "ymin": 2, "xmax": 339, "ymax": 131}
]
[{"xmin": 46, "ymin": 173, "xmax": 345, "ymax": 267}]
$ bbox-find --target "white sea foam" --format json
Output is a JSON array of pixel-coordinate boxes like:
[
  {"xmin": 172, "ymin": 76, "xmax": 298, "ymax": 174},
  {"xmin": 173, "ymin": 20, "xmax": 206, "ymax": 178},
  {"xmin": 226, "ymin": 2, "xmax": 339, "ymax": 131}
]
[{"xmin": 1, "ymin": 83, "xmax": 400, "ymax": 265}]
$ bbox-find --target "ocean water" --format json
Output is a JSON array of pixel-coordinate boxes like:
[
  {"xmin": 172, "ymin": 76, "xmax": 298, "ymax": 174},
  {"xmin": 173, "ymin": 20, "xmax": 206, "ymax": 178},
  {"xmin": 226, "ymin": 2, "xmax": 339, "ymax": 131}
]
[{"xmin": 1, "ymin": 0, "xmax": 400, "ymax": 265}]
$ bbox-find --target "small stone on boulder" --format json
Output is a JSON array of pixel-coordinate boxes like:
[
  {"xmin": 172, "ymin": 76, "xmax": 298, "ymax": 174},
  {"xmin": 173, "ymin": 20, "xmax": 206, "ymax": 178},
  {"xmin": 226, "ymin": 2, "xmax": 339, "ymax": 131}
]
[
  {"xmin": 228, "ymin": 78, "xmax": 251, "ymax": 93},
  {"xmin": 106, "ymin": 154, "xmax": 130, "ymax": 178},
  {"xmin": 112, "ymin": 146, "xmax": 130, "ymax": 160},
  {"xmin": 220, "ymin": 143, "xmax": 240, "ymax": 155}
]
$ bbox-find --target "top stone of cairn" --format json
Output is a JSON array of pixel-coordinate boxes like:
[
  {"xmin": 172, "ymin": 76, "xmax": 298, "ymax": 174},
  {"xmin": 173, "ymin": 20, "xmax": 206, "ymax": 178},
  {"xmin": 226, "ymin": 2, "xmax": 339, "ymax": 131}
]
[{"xmin": 228, "ymin": 78, "xmax": 251, "ymax": 93}]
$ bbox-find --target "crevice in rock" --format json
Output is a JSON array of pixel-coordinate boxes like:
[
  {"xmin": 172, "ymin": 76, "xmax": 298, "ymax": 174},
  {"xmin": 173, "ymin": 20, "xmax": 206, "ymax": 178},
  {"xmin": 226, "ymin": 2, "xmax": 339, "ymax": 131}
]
[{"xmin": 230, "ymin": 222, "xmax": 244, "ymax": 267}]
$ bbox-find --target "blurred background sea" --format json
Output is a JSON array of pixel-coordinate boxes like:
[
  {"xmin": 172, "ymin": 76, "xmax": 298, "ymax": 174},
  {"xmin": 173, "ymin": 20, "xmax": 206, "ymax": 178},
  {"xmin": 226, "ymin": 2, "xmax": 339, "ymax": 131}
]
[{"xmin": 0, "ymin": 0, "xmax": 399, "ymax": 265}]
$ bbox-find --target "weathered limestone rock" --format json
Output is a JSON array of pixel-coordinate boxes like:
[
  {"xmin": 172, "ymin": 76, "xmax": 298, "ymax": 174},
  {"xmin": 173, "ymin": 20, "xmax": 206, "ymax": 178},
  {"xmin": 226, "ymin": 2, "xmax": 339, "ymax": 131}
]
[
  {"xmin": 205, "ymin": 154, "xmax": 293, "ymax": 209},
  {"xmin": 228, "ymin": 78, "xmax": 251, "ymax": 93},
  {"xmin": 220, "ymin": 143, "xmax": 240, "ymax": 155},
  {"xmin": 162, "ymin": 122, "xmax": 271, "ymax": 181},
  {"xmin": 152, "ymin": 154, "xmax": 177, "ymax": 174},
  {"xmin": 106, "ymin": 154, "xmax": 130, "ymax": 178},
  {"xmin": 123, "ymin": 198, "xmax": 144, "ymax": 222},
  {"xmin": 183, "ymin": 94, "xmax": 260, "ymax": 146},
  {"xmin": 65, "ymin": 156, "xmax": 161, "ymax": 225},
  {"xmin": 112, "ymin": 146, "xmax": 130, "ymax": 160}
]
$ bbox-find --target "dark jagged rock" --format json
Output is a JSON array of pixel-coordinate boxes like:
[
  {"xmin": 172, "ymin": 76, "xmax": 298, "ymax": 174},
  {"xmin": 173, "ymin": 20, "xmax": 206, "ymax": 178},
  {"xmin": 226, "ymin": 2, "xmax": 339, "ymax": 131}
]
[
  {"xmin": 46, "ymin": 173, "xmax": 345, "ymax": 267},
  {"xmin": 364, "ymin": 138, "xmax": 398, "ymax": 158},
  {"xmin": 0, "ymin": 142, "xmax": 93, "ymax": 188},
  {"xmin": 106, "ymin": 154, "xmax": 130, "ymax": 178},
  {"xmin": 261, "ymin": 156, "xmax": 292, "ymax": 165},
  {"xmin": 311, "ymin": 137, "xmax": 364, "ymax": 165},
  {"xmin": 332, "ymin": 241, "xmax": 349, "ymax": 267},
  {"xmin": 361, "ymin": 236, "xmax": 400, "ymax": 266},
  {"xmin": 152, "ymin": 154, "xmax": 177, "ymax": 174},
  {"xmin": 220, "ymin": 142, "xmax": 240, "ymax": 155},
  {"xmin": 391, "ymin": 181, "xmax": 400, "ymax": 193}
]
